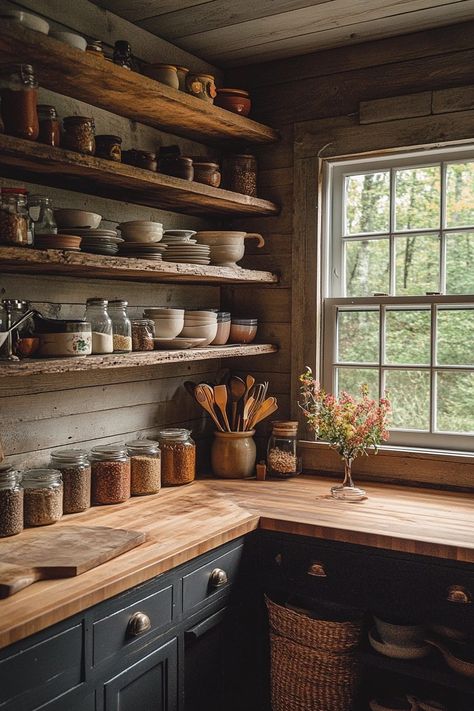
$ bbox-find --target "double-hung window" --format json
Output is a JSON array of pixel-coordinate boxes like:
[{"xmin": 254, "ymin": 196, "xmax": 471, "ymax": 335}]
[{"xmin": 322, "ymin": 145, "xmax": 474, "ymax": 451}]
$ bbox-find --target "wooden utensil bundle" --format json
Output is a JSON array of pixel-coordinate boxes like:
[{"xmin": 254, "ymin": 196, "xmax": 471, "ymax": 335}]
[{"xmin": 186, "ymin": 375, "xmax": 278, "ymax": 432}]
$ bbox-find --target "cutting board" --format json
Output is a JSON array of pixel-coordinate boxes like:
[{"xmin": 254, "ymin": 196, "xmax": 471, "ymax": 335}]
[{"xmin": 0, "ymin": 525, "xmax": 146, "ymax": 598}]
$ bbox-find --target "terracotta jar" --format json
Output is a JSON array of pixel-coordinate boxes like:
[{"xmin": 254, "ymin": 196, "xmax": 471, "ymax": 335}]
[
  {"xmin": 222, "ymin": 153, "xmax": 257, "ymax": 196},
  {"xmin": 211, "ymin": 430, "xmax": 256, "ymax": 479},
  {"xmin": 122, "ymin": 149, "xmax": 157, "ymax": 172},
  {"xmin": 143, "ymin": 64, "xmax": 179, "ymax": 89},
  {"xmin": 95, "ymin": 134, "xmax": 122, "ymax": 162},
  {"xmin": 186, "ymin": 73, "xmax": 216, "ymax": 104},
  {"xmin": 191, "ymin": 159, "xmax": 221, "ymax": 187},
  {"xmin": 176, "ymin": 66, "xmax": 189, "ymax": 91},
  {"xmin": 215, "ymin": 88, "xmax": 251, "ymax": 116},
  {"xmin": 0, "ymin": 63, "xmax": 39, "ymax": 141}
]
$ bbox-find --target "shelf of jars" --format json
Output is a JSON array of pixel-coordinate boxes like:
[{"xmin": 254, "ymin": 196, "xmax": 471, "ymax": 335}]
[
  {"xmin": 0, "ymin": 22, "xmax": 279, "ymax": 146},
  {"xmin": 0, "ymin": 135, "xmax": 280, "ymax": 217},
  {"xmin": 0, "ymin": 344, "xmax": 278, "ymax": 378}
]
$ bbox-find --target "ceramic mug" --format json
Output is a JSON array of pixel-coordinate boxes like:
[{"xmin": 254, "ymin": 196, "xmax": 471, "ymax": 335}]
[{"xmin": 186, "ymin": 73, "xmax": 217, "ymax": 104}]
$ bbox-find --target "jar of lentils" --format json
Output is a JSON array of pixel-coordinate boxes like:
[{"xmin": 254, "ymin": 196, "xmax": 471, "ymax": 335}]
[
  {"xmin": 50, "ymin": 449, "xmax": 91, "ymax": 514},
  {"xmin": 267, "ymin": 421, "xmax": 302, "ymax": 479},
  {"xmin": 158, "ymin": 429, "xmax": 195, "ymax": 486},
  {"xmin": 90, "ymin": 444, "xmax": 130, "ymax": 505},
  {"xmin": 63, "ymin": 116, "xmax": 95, "ymax": 155},
  {"xmin": 131, "ymin": 319, "xmax": 154, "ymax": 351},
  {"xmin": 126, "ymin": 439, "xmax": 161, "ymax": 495},
  {"xmin": 0, "ymin": 465, "xmax": 23, "ymax": 537},
  {"xmin": 23, "ymin": 469, "xmax": 63, "ymax": 527}
]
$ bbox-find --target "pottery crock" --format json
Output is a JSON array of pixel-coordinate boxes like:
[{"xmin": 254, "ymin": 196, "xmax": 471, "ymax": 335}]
[{"xmin": 211, "ymin": 430, "xmax": 256, "ymax": 479}]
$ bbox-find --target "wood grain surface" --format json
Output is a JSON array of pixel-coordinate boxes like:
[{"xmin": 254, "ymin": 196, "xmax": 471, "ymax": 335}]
[{"xmin": 0, "ymin": 477, "xmax": 473, "ymax": 649}]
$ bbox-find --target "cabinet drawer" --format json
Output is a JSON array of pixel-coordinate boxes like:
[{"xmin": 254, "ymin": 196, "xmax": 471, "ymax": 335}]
[
  {"xmin": 182, "ymin": 544, "xmax": 244, "ymax": 613},
  {"xmin": 93, "ymin": 584, "xmax": 174, "ymax": 666}
]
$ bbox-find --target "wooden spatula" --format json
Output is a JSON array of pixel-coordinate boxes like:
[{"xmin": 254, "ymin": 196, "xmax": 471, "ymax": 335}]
[
  {"xmin": 214, "ymin": 384, "xmax": 231, "ymax": 431},
  {"xmin": 194, "ymin": 385, "xmax": 224, "ymax": 431}
]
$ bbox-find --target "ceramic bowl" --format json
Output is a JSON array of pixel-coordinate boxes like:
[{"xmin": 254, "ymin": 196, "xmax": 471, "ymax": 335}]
[
  {"xmin": 185, "ymin": 310, "xmax": 218, "ymax": 318},
  {"xmin": 229, "ymin": 319, "xmax": 258, "ymax": 344},
  {"xmin": 215, "ymin": 88, "xmax": 251, "ymax": 116},
  {"xmin": 164, "ymin": 230, "xmax": 196, "ymax": 239},
  {"xmin": 374, "ymin": 616, "xmax": 425, "ymax": 647},
  {"xmin": 120, "ymin": 232, "xmax": 163, "ymax": 244},
  {"xmin": 1, "ymin": 10, "xmax": 49, "ymax": 34},
  {"xmin": 143, "ymin": 64, "xmax": 179, "ymax": 89},
  {"xmin": 209, "ymin": 244, "xmax": 245, "ymax": 267},
  {"xmin": 144, "ymin": 307, "xmax": 184, "ymax": 317},
  {"xmin": 180, "ymin": 323, "xmax": 218, "ymax": 345},
  {"xmin": 149, "ymin": 317, "xmax": 184, "ymax": 339},
  {"xmin": 210, "ymin": 320, "xmax": 231, "ymax": 345},
  {"xmin": 368, "ymin": 628, "xmax": 430, "ymax": 659},
  {"xmin": 54, "ymin": 209, "xmax": 102, "ymax": 229},
  {"xmin": 50, "ymin": 31, "xmax": 87, "ymax": 50}
]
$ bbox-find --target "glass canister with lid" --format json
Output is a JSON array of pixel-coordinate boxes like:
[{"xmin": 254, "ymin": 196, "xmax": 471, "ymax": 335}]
[
  {"xmin": 90, "ymin": 443, "xmax": 130, "ymax": 505},
  {"xmin": 131, "ymin": 319, "xmax": 154, "ymax": 351},
  {"xmin": 85, "ymin": 298, "xmax": 113, "ymax": 354},
  {"xmin": 109, "ymin": 300, "xmax": 132, "ymax": 353},
  {"xmin": 0, "ymin": 464, "xmax": 23, "ymax": 537},
  {"xmin": 63, "ymin": 116, "xmax": 96, "ymax": 155},
  {"xmin": 267, "ymin": 421, "xmax": 302, "ymax": 479},
  {"xmin": 126, "ymin": 439, "xmax": 161, "ymax": 495},
  {"xmin": 22, "ymin": 468, "xmax": 63, "ymax": 526},
  {"xmin": 50, "ymin": 449, "xmax": 91, "ymax": 514},
  {"xmin": 0, "ymin": 187, "xmax": 31, "ymax": 246},
  {"xmin": 0, "ymin": 63, "xmax": 39, "ymax": 140},
  {"xmin": 158, "ymin": 429, "xmax": 196, "ymax": 486}
]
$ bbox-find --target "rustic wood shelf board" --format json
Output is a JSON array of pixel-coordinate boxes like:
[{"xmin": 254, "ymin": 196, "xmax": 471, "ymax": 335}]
[
  {"xmin": 0, "ymin": 136, "xmax": 279, "ymax": 217},
  {"xmin": 0, "ymin": 23, "xmax": 279, "ymax": 146},
  {"xmin": 0, "ymin": 247, "xmax": 278, "ymax": 285},
  {"xmin": 0, "ymin": 344, "xmax": 277, "ymax": 378}
]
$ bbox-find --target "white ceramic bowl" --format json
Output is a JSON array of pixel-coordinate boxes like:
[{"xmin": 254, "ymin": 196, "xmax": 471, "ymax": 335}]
[
  {"xmin": 185, "ymin": 310, "xmax": 217, "ymax": 318},
  {"xmin": 180, "ymin": 323, "xmax": 218, "ymax": 343},
  {"xmin": 120, "ymin": 233, "xmax": 163, "ymax": 244},
  {"xmin": 374, "ymin": 617, "xmax": 425, "ymax": 648},
  {"xmin": 144, "ymin": 308, "xmax": 184, "ymax": 317},
  {"xmin": 1, "ymin": 10, "xmax": 49, "ymax": 34},
  {"xmin": 184, "ymin": 318, "xmax": 217, "ymax": 326},
  {"xmin": 119, "ymin": 220, "xmax": 163, "ymax": 229},
  {"xmin": 150, "ymin": 317, "xmax": 184, "ymax": 339},
  {"xmin": 54, "ymin": 209, "xmax": 102, "ymax": 229},
  {"xmin": 209, "ymin": 245, "xmax": 245, "ymax": 267},
  {"xmin": 50, "ymin": 31, "xmax": 87, "ymax": 50}
]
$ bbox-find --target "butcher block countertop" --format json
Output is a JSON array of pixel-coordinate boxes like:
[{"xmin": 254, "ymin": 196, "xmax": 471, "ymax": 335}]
[{"xmin": 1, "ymin": 476, "xmax": 473, "ymax": 650}]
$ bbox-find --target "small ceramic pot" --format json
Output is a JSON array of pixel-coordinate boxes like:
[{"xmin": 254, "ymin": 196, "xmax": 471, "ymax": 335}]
[
  {"xmin": 215, "ymin": 88, "xmax": 251, "ymax": 116},
  {"xmin": 192, "ymin": 160, "xmax": 221, "ymax": 187},
  {"xmin": 122, "ymin": 149, "xmax": 157, "ymax": 172},
  {"xmin": 95, "ymin": 134, "xmax": 122, "ymax": 162},
  {"xmin": 211, "ymin": 430, "xmax": 256, "ymax": 479},
  {"xmin": 143, "ymin": 64, "xmax": 179, "ymax": 89},
  {"xmin": 159, "ymin": 155, "xmax": 193, "ymax": 180},
  {"xmin": 176, "ymin": 66, "xmax": 189, "ymax": 91},
  {"xmin": 186, "ymin": 73, "xmax": 217, "ymax": 103}
]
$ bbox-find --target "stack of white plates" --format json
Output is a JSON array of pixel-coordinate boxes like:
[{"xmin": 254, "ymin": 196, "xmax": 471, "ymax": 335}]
[
  {"xmin": 60, "ymin": 228, "xmax": 122, "ymax": 255},
  {"xmin": 118, "ymin": 243, "xmax": 167, "ymax": 261},
  {"xmin": 162, "ymin": 243, "xmax": 211, "ymax": 265},
  {"xmin": 163, "ymin": 230, "xmax": 196, "ymax": 242}
]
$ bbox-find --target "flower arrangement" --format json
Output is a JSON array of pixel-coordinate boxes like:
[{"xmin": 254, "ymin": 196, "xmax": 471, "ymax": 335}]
[{"xmin": 299, "ymin": 367, "xmax": 391, "ymax": 500}]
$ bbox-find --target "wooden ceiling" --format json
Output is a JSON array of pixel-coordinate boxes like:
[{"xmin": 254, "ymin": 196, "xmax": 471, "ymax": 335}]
[{"xmin": 92, "ymin": 0, "xmax": 474, "ymax": 66}]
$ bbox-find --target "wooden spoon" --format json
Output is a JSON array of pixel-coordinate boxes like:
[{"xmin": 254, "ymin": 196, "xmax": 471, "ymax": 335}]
[
  {"xmin": 248, "ymin": 397, "xmax": 278, "ymax": 429},
  {"xmin": 194, "ymin": 385, "xmax": 224, "ymax": 431},
  {"xmin": 214, "ymin": 384, "xmax": 231, "ymax": 431},
  {"xmin": 229, "ymin": 376, "xmax": 246, "ymax": 430},
  {"xmin": 242, "ymin": 396, "xmax": 255, "ymax": 431}
]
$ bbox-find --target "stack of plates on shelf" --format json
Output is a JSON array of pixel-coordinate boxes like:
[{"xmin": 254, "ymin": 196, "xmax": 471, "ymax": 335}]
[
  {"xmin": 34, "ymin": 233, "xmax": 82, "ymax": 251},
  {"xmin": 162, "ymin": 240, "xmax": 211, "ymax": 265},
  {"xmin": 118, "ymin": 243, "xmax": 167, "ymax": 261},
  {"xmin": 162, "ymin": 229, "xmax": 197, "ymax": 244},
  {"xmin": 60, "ymin": 228, "xmax": 122, "ymax": 255}
]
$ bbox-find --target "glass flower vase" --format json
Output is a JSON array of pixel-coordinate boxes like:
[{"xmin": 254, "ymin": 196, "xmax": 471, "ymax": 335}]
[{"xmin": 330, "ymin": 457, "xmax": 366, "ymax": 501}]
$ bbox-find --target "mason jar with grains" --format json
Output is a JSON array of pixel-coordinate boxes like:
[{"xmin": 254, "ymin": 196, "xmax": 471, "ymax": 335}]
[
  {"xmin": 267, "ymin": 421, "xmax": 302, "ymax": 479},
  {"xmin": 0, "ymin": 464, "xmax": 23, "ymax": 537},
  {"xmin": 0, "ymin": 63, "xmax": 39, "ymax": 141},
  {"xmin": 85, "ymin": 298, "xmax": 113, "ymax": 354},
  {"xmin": 158, "ymin": 429, "xmax": 195, "ymax": 486},
  {"xmin": 50, "ymin": 449, "xmax": 91, "ymax": 514},
  {"xmin": 22, "ymin": 469, "xmax": 63, "ymax": 527},
  {"xmin": 63, "ymin": 116, "xmax": 95, "ymax": 155},
  {"xmin": 126, "ymin": 439, "xmax": 161, "ymax": 495},
  {"xmin": 109, "ymin": 300, "xmax": 132, "ymax": 353},
  {"xmin": 90, "ymin": 444, "xmax": 130, "ymax": 505}
]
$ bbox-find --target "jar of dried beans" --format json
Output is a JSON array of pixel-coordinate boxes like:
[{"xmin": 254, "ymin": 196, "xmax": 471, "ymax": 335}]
[
  {"xmin": 90, "ymin": 444, "xmax": 130, "ymax": 505},
  {"xmin": 267, "ymin": 421, "xmax": 302, "ymax": 479},
  {"xmin": 0, "ymin": 63, "xmax": 39, "ymax": 141},
  {"xmin": 0, "ymin": 465, "xmax": 23, "ymax": 537},
  {"xmin": 63, "ymin": 116, "xmax": 95, "ymax": 155},
  {"xmin": 0, "ymin": 187, "xmax": 31, "ymax": 246},
  {"xmin": 23, "ymin": 469, "xmax": 63, "ymax": 527},
  {"xmin": 131, "ymin": 319, "xmax": 154, "ymax": 351},
  {"xmin": 222, "ymin": 153, "xmax": 257, "ymax": 197},
  {"xmin": 126, "ymin": 439, "xmax": 161, "ymax": 495},
  {"xmin": 158, "ymin": 428, "xmax": 195, "ymax": 486},
  {"xmin": 50, "ymin": 449, "xmax": 91, "ymax": 514}
]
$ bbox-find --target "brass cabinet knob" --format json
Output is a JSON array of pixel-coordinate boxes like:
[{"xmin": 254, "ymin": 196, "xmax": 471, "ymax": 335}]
[
  {"xmin": 307, "ymin": 561, "xmax": 327, "ymax": 578},
  {"xmin": 209, "ymin": 568, "xmax": 228, "ymax": 589},
  {"xmin": 446, "ymin": 584, "xmax": 472, "ymax": 604},
  {"xmin": 274, "ymin": 553, "xmax": 283, "ymax": 566},
  {"xmin": 127, "ymin": 611, "xmax": 152, "ymax": 637}
]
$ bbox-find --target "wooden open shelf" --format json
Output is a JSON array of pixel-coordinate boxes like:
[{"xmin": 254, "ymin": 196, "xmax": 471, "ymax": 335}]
[
  {"xmin": 0, "ymin": 247, "xmax": 279, "ymax": 285},
  {"xmin": 0, "ymin": 344, "xmax": 277, "ymax": 378},
  {"xmin": 0, "ymin": 23, "xmax": 279, "ymax": 146},
  {"xmin": 0, "ymin": 135, "xmax": 279, "ymax": 217}
]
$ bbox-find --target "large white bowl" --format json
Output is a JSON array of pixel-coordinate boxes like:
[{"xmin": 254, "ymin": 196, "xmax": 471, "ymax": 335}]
[
  {"xmin": 180, "ymin": 323, "xmax": 218, "ymax": 344},
  {"xmin": 1, "ymin": 10, "xmax": 49, "ymax": 34},
  {"xmin": 209, "ymin": 245, "xmax": 245, "ymax": 267},
  {"xmin": 54, "ymin": 209, "xmax": 102, "ymax": 229},
  {"xmin": 185, "ymin": 310, "xmax": 217, "ymax": 318},
  {"xmin": 50, "ymin": 31, "xmax": 87, "ymax": 50},
  {"xmin": 144, "ymin": 308, "xmax": 184, "ymax": 316},
  {"xmin": 121, "ymin": 233, "xmax": 163, "ymax": 244},
  {"xmin": 150, "ymin": 317, "xmax": 184, "ymax": 339},
  {"xmin": 120, "ymin": 221, "xmax": 163, "ymax": 229}
]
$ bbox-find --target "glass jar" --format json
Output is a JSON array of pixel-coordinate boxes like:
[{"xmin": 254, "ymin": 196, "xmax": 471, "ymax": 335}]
[
  {"xmin": 85, "ymin": 298, "xmax": 113, "ymax": 354},
  {"xmin": 0, "ymin": 63, "xmax": 39, "ymax": 140},
  {"xmin": 22, "ymin": 468, "xmax": 63, "ymax": 526},
  {"xmin": 35, "ymin": 318, "xmax": 92, "ymax": 357},
  {"xmin": 37, "ymin": 105, "xmax": 60, "ymax": 147},
  {"xmin": 158, "ymin": 429, "xmax": 195, "ymax": 486},
  {"xmin": 63, "ymin": 116, "xmax": 95, "ymax": 155},
  {"xmin": 50, "ymin": 449, "xmax": 91, "ymax": 514},
  {"xmin": 0, "ymin": 465, "xmax": 23, "ymax": 537},
  {"xmin": 0, "ymin": 187, "xmax": 31, "ymax": 245},
  {"xmin": 222, "ymin": 154, "xmax": 257, "ymax": 197},
  {"xmin": 109, "ymin": 300, "xmax": 132, "ymax": 353},
  {"xmin": 95, "ymin": 134, "xmax": 122, "ymax": 162},
  {"xmin": 267, "ymin": 421, "xmax": 302, "ymax": 479},
  {"xmin": 131, "ymin": 319, "xmax": 154, "ymax": 351},
  {"xmin": 126, "ymin": 439, "xmax": 161, "ymax": 495},
  {"xmin": 113, "ymin": 40, "xmax": 133, "ymax": 70},
  {"xmin": 29, "ymin": 195, "xmax": 57, "ymax": 237},
  {"xmin": 90, "ymin": 443, "xmax": 130, "ymax": 505}
]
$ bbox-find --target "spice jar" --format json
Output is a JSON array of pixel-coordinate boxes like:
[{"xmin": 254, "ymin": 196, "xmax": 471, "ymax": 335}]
[
  {"xmin": 222, "ymin": 154, "xmax": 257, "ymax": 197},
  {"xmin": 158, "ymin": 429, "xmax": 195, "ymax": 486},
  {"xmin": 95, "ymin": 134, "xmax": 122, "ymax": 162},
  {"xmin": 63, "ymin": 116, "xmax": 95, "ymax": 155},
  {"xmin": 85, "ymin": 298, "xmax": 113, "ymax": 354},
  {"xmin": 29, "ymin": 195, "xmax": 57, "ymax": 237},
  {"xmin": 0, "ymin": 64, "xmax": 39, "ymax": 140},
  {"xmin": 131, "ymin": 318, "xmax": 154, "ymax": 351},
  {"xmin": 126, "ymin": 439, "xmax": 161, "ymax": 495},
  {"xmin": 23, "ymin": 469, "xmax": 63, "ymax": 527},
  {"xmin": 113, "ymin": 40, "xmax": 133, "ymax": 70},
  {"xmin": 37, "ymin": 105, "xmax": 60, "ymax": 147},
  {"xmin": 109, "ymin": 300, "xmax": 132, "ymax": 352},
  {"xmin": 0, "ymin": 465, "xmax": 23, "ymax": 537},
  {"xmin": 90, "ymin": 444, "xmax": 130, "ymax": 505},
  {"xmin": 0, "ymin": 187, "xmax": 31, "ymax": 246},
  {"xmin": 50, "ymin": 449, "xmax": 91, "ymax": 514},
  {"xmin": 267, "ymin": 421, "xmax": 302, "ymax": 479}
]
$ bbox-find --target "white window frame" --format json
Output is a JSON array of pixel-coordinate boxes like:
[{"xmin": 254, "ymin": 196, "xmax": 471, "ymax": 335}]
[{"xmin": 321, "ymin": 145, "xmax": 474, "ymax": 452}]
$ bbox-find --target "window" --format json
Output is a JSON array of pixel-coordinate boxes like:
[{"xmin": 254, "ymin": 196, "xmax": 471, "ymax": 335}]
[{"xmin": 322, "ymin": 146, "xmax": 474, "ymax": 451}]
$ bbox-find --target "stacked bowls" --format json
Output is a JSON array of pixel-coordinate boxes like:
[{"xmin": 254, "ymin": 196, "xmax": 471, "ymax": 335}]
[
  {"xmin": 181, "ymin": 310, "xmax": 218, "ymax": 346},
  {"xmin": 54, "ymin": 209, "xmax": 123, "ymax": 255},
  {"xmin": 162, "ymin": 230, "xmax": 210, "ymax": 265},
  {"xmin": 143, "ymin": 307, "xmax": 184, "ymax": 338},
  {"xmin": 210, "ymin": 312, "xmax": 231, "ymax": 345},
  {"xmin": 118, "ymin": 221, "xmax": 166, "ymax": 260}
]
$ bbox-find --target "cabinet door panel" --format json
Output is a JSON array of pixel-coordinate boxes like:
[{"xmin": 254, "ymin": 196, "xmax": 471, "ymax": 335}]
[{"xmin": 104, "ymin": 638, "xmax": 177, "ymax": 711}]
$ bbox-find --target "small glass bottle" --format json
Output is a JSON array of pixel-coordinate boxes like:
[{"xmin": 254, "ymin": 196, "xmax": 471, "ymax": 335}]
[
  {"xmin": 126, "ymin": 439, "xmax": 161, "ymax": 495},
  {"xmin": 109, "ymin": 300, "xmax": 132, "ymax": 353},
  {"xmin": 0, "ymin": 465, "xmax": 23, "ymax": 537},
  {"xmin": 0, "ymin": 187, "xmax": 31, "ymax": 245},
  {"xmin": 22, "ymin": 469, "xmax": 63, "ymax": 527},
  {"xmin": 113, "ymin": 40, "xmax": 133, "ymax": 70},
  {"xmin": 267, "ymin": 421, "xmax": 302, "ymax": 479},
  {"xmin": 158, "ymin": 429, "xmax": 196, "ymax": 486},
  {"xmin": 50, "ymin": 449, "xmax": 91, "ymax": 514},
  {"xmin": 37, "ymin": 105, "xmax": 61, "ymax": 147},
  {"xmin": 0, "ymin": 63, "xmax": 39, "ymax": 140},
  {"xmin": 85, "ymin": 298, "xmax": 113, "ymax": 354},
  {"xmin": 28, "ymin": 195, "xmax": 57, "ymax": 237},
  {"xmin": 63, "ymin": 116, "xmax": 96, "ymax": 155},
  {"xmin": 90, "ymin": 444, "xmax": 130, "ymax": 505},
  {"xmin": 131, "ymin": 319, "xmax": 154, "ymax": 351}
]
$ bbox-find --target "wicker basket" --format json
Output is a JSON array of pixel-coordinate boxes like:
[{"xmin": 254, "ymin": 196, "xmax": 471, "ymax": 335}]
[{"xmin": 265, "ymin": 595, "xmax": 362, "ymax": 711}]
